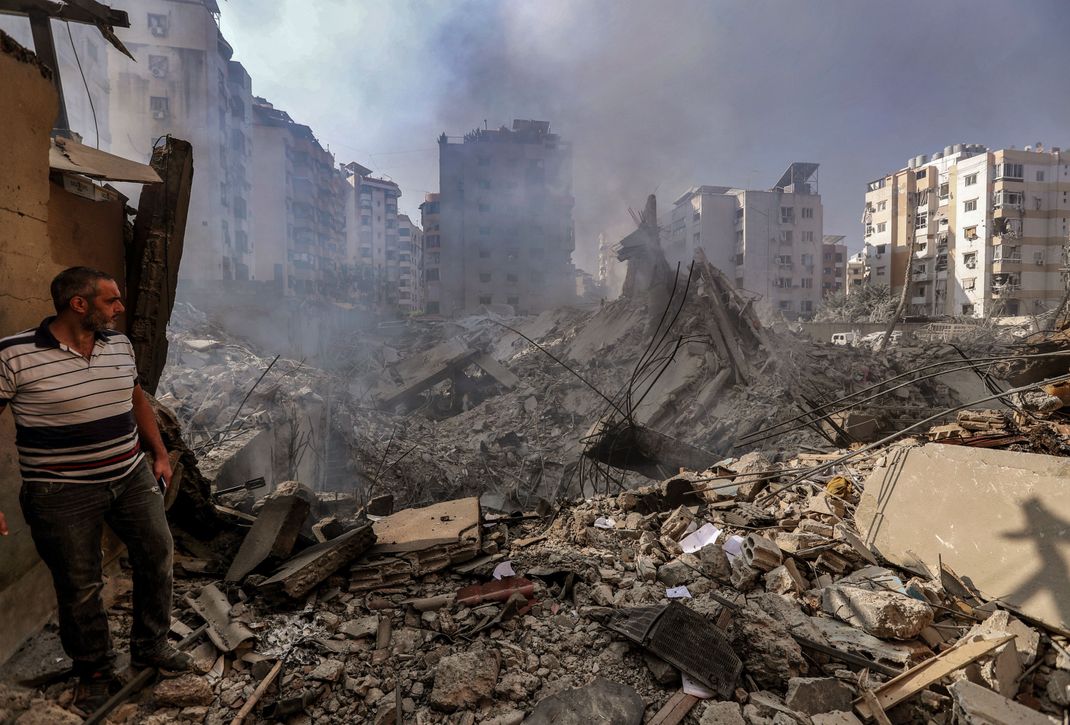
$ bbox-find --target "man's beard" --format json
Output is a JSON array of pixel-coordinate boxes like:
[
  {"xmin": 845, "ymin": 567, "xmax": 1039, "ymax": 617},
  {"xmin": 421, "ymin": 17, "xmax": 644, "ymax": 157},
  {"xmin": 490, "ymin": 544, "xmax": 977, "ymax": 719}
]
[{"xmin": 81, "ymin": 307, "xmax": 112, "ymax": 332}]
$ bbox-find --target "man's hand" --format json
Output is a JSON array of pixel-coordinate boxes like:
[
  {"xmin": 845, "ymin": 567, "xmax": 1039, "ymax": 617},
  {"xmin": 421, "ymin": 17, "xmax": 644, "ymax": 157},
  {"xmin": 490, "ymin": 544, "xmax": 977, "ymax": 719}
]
[
  {"xmin": 0, "ymin": 510, "xmax": 8, "ymax": 536},
  {"xmin": 152, "ymin": 454, "xmax": 173, "ymax": 491}
]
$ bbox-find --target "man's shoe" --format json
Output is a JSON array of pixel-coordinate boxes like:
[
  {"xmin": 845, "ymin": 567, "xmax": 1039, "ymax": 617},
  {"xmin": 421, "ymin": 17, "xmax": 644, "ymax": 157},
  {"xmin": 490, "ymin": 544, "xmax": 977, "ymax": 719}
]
[
  {"xmin": 131, "ymin": 644, "xmax": 198, "ymax": 676},
  {"xmin": 74, "ymin": 671, "xmax": 117, "ymax": 714}
]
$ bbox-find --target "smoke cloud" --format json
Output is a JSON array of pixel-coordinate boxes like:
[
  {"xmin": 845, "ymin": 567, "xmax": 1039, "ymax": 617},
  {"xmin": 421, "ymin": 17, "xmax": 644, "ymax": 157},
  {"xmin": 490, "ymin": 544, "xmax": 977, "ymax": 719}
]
[{"xmin": 221, "ymin": 0, "xmax": 1070, "ymax": 271}]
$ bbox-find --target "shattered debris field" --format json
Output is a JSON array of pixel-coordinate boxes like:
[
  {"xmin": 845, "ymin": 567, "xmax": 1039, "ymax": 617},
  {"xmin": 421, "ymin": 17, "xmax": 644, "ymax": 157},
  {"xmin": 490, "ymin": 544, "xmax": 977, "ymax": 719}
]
[{"xmin": 6, "ymin": 265, "xmax": 1070, "ymax": 724}]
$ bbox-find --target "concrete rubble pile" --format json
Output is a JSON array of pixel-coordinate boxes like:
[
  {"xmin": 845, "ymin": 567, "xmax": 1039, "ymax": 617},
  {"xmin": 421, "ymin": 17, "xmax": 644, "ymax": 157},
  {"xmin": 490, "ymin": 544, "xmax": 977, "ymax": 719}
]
[{"xmin": 5, "ymin": 411, "xmax": 1070, "ymax": 724}]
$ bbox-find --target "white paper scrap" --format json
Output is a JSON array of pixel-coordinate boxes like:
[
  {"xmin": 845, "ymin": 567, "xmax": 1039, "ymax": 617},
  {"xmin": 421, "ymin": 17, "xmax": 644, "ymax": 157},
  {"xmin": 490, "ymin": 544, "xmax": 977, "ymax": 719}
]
[
  {"xmin": 492, "ymin": 561, "xmax": 516, "ymax": 580},
  {"xmin": 593, "ymin": 517, "xmax": 616, "ymax": 529},
  {"xmin": 679, "ymin": 523, "xmax": 722, "ymax": 554},
  {"xmin": 681, "ymin": 673, "xmax": 715, "ymax": 699},
  {"xmin": 722, "ymin": 534, "xmax": 746, "ymax": 562},
  {"xmin": 665, "ymin": 586, "xmax": 692, "ymax": 599}
]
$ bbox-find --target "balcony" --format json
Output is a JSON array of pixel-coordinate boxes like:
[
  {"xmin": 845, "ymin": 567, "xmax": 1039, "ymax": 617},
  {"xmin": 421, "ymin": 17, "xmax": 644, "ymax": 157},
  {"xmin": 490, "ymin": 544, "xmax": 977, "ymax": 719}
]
[
  {"xmin": 991, "ymin": 284, "xmax": 1021, "ymax": 297},
  {"xmin": 911, "ymin": 270, "xmax": 930, "ymax": 282}
]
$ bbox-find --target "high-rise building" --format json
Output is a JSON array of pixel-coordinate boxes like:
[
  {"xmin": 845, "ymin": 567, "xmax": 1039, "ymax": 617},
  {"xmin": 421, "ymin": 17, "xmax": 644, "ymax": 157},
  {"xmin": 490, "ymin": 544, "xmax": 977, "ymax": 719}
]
[
  {"xmin": 862, "ymin": 144, "xmax": 1070, "ymax": 317},
  {"xmin": 665, "ymin": 163, "xmax": 824, "ymax": 319},
  {"xmin": 397, "ymin": 214, "xmax": 422, "ymax": 313},
  {"xmin": 433, "ymin": 120, "xmax": 576, "ymax": 315},
  {"xmin": 250, "ymin": 97, "xmax": 347, "ymax": 298},
  {"xmin": 342, "ymin": 165, "xmax": 401, "ymax": 307},
  {"xmin": 821, "ymin": 235, "xmax": 847, "ymax": 298},
  {"xmin": 106, "ymin": 0, "xmax": 253, "ymax": 285},
  {"xmin": 420, "ymin": 193, "xmax": 441, "ymax": 314},
  {"xmin": 846, "ymin": 250, "xmax": 866, "ymax": 295}
]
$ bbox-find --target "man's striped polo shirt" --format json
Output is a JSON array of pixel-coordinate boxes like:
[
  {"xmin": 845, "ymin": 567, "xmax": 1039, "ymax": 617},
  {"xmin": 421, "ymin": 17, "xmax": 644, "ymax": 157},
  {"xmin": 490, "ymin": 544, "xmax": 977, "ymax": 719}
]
[{"xmin": 0, "ymin": 317, "xmax": 144, "ymax": 484}]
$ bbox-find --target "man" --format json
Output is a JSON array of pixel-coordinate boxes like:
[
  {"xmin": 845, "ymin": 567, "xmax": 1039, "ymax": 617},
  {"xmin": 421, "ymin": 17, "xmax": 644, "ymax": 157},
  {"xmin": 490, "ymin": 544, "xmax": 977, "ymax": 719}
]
[{"xmin": 0, "ymin": 267, "xmax": 194, "ymax": 712}]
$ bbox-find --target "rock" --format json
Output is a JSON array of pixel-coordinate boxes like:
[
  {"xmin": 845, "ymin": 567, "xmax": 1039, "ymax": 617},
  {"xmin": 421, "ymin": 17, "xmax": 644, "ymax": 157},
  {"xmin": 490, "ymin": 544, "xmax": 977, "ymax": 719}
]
[
  {"xmin": 14, "ymin": 701, "xmax": 82, "ymax": 725},
  {"xmin": 153, "ymin": 674, "xmax": 214, "ymax": 707},
  {"xmin": 729, "ymin": 607, "xmax": 806, "ymax": 689},
  {"xmin": 730, "ymin": 452, "xmax": 772, "ymax": 499},
  {"xmin": 1047, "ymin": 670, "xmax": 1070, "ymax": 706},
  {"xmin": 494, "ymin": 671, "xmax": 540, "ymax": 701},
  {"xmin": 811, "ymin": 714, "xmax": 864, "ymax": 725},
  {"xmin": 430, "ymin": 650, "xmax": 500, "ymax": 711},
  {"xmin": 590, "ymin": 583, "xmax": 615, "ymax": 606},
  {"xmin": 949, "ymin": 679, "xmax": 1057, "ymax": 725},
  {"xmin": 657, "ymin": 558, "xmax": 693, "ymax": 587},
  {"xmin": 744, "ymin": 691, "xmax": 806, "ymax": 723},
  {"xmin": 524, "ymin": 677, "xmax": 644, "ymax": 725},
  {"xmin": 309, "ymin": 659, "xmax": 346, "ymax": 683},
  {"xmin": 729, "ymin": 559, "xmax": 760, "ymax": 591},
  {"xmin": 661, "ymin": 506, "xmax": 694, "ymax": 539},
  {"xmin": 765, "ymin": 560, "xmax": 808, "ymax": 596},
  {"xmin": 696, "ymin": 541, "xmax": 732, "ymax": 581},
  {"xmin": 181, "ymin": 706, "xmax": 209, "ymax": 723},
  {"xmin": 484, "ymin": 710, "xmax": 526, "ymax": 725},
  {"xmin": 822, "ymin": 574, "xmax": 933, "ymax": 640},
  {"xmin": 340, "ymin": 616, "xmax": 379, "ymax": 639},
  {"xmin": 109, "ymin": 702, "xmax": 140, "ymax": 723},
  {"xmin": 784, "ymin": 677, "xmax": 854, "ymax": 714},
  {"xmin": 642, "ymin": 652, "xmax": 679, "ymax": 686},
  {"xmin": 698, "ymin": 700, "xmax": 745, "ymax": 725},
  {"xmin": 0, "ymin": 684, "xmax": 34, "ymax": 712}
]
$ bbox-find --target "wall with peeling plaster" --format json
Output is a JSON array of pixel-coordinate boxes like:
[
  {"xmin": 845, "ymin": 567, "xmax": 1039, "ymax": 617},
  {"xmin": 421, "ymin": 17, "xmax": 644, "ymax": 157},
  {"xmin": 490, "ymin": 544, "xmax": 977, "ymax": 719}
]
[{"xmin": 0, "ymin": 34, "xmax": 128, "ymax": 664}]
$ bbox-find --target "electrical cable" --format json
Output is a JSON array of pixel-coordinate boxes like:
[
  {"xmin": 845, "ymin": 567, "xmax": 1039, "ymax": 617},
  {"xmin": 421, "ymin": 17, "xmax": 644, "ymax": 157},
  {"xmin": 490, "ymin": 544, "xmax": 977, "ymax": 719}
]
[{"xmin": 65, "ymin": 21, "xmax": 99, "ymax": 149}]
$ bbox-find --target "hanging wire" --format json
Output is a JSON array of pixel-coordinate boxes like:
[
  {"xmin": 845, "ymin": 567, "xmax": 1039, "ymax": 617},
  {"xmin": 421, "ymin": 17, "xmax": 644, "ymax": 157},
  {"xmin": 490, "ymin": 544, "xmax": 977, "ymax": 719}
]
[{"xmin": 64, "ymin": 21, "xmax": 99, "ymax": 149}]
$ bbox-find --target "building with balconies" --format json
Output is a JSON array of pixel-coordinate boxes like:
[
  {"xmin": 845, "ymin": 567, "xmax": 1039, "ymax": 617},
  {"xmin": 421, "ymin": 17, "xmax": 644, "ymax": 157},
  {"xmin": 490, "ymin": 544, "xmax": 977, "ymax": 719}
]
[
  {"xmin": 397, "ymin": 214, "xmax": 422, "ymax": 313},
  {"xmin": 433, "ymin": 120, "xmax": 576, "ymax": 315},
  {"xmin": 663, "ymin": 163, "xmax": 824, "ymax": 319},
  {"xmin": 341, "ymin": 165, "xmax": 402, "ymax": 308},
  {"xmin": 821, "ymin": 235, "xmax": 847, "ymax": 298},
  {"xmin": 250, "ymin": 97, "xmax": 347, "ymax": 298},
  {"xmin": 863, "ymin": 143, "xmax": 1070, "ymax": 318}
]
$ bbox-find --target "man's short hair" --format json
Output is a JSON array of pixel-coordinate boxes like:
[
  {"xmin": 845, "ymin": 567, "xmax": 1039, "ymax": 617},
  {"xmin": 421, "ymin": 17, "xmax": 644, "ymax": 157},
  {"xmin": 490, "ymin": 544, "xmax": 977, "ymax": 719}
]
[{"xmin": 50, "ymin": 267, "xmax": 115, "ymax": 313}]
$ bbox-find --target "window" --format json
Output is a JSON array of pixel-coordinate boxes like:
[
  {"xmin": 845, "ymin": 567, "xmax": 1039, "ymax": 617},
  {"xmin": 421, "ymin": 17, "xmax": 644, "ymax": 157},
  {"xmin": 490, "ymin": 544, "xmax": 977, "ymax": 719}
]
[
  {"xmin": 875, "ymin": 266, "xmax": 886, "ymax": 276},
  {"xmin": 150, "ymin": 96, "xmax": 169, "ymax": 119},
  {"xmin": 939, "ymin": 183, "xmax": 949, "ymax": 198},
  {"xmin": 876, "ymin": 222, "xmax": 887, "ymax": 233},
  {"xmin": 963, "ymin": 252, "xmax": 977, "ymax": 269},
  {"xmin": 1037, "ymin": 170, "xmax": 1046, "ymax": 182},
  {"xmin": 426, "ymin": 302, "xmax": 440, "ymax": 314},
  {"xmin": 800, "ymin": 253, "xmax": 814, "ymax": 265},
  {"xmin": 801, "ymin": 207, "xmax": 814, "ymax": 219},
  {"xmin": 780, "ymin": 207, "xmax": 795, "ymax": 224},
  {"xmin": 778, "ymin": 300, "xmax": 793, "ymax": 310},
  {"xmin": 779, "ymin": 230, "xmax": 793, "ymax": 243},
  {"xmin": 914, "ymin": 212, "xmax": 927, "ymax": 229},
  {"xmin": 800, "ymin": 278, "xmax": 813, "ymax": 289},
  {"xmin": 963, "ymin": 198, "xmax": 977, "ymax": 212},
  {"xmin": 776, "ymin": 277, "xmax": 792, "ymax": 288},
  {"xmin": 478, "ymin": 248, "xmax": 490, "ymax": 258},
  {"xmin": 962, "ymin": 304, "xmax": 975, "ymax": 315},
  {"xmin": 425, "ymin": 268, "xmax": 439, "ymax": 281},
  {"xmin": 994, "ymin": 163, "xmax": 1023, "ymax": 180},
  {"xmin": 964, "ymin": 226, "xmax": 978, "ymax": 241},
  {"xmin": 915, "ymin": 169, "xmax": 927, "ymax": 179},
  {"xmin": 1035, "ymin": 251, "xmax": 1045, "ymax": 265},
  {"xmin": 875, "ymin": 244, "xmax": 887, "ymax": 255},
  {"xmin": 147, "ymin": 13, "xmax": 169, "ymax": 37},
  {"xmin": 478, "ymin": 295, "xmax": 492, "ymax": 305},
  {"xmin": 994, "ymin": 190, "xmax": 1023, "ymax": 208},
  {"xmin": 800, "ymin": 301, "xmax": 813, "ymax": 313},
  {"xmin": 865, "ymin": 225, "xmax": 874, "ymax": 237},
  {"xmin": 479, "ymin": 272, "xmax": 491, "ymax": 283},
  {"xmin": 877, "ymin": 200, "xmax": 887, "ymax": 211},
  {"xmin": 148, "ymin": 55, "xmax": 169, "ymax": 79},
  {"xmin": 964, "ymin": 173, "xmax": 978, "ymax": 186},
  {"xmin": 801, "ymin": 231, "xmax": 814, "ymax": 242}
]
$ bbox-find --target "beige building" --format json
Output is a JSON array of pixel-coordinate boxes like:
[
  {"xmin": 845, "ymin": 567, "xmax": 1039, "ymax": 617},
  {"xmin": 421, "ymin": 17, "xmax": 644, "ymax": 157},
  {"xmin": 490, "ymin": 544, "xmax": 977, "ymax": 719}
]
[
  {"xmin": 846, "ymin": 250, "xmax": 866, "ymax": 294},
  {"xmin": 821, "ymin": 235, "xmax": 847, "ymax": 298},
  {"xmin": 106, "ymin": 0, "xmax": 253, "ymax": 285},
  {"xmin": 433, "ymin": 120, "xmax": 576, "ymax": 315},
  {"xmin": 862, "ymin": 144, "xmax": 1070, "ymax": 317},
  {"xmin": 342, "ymin": 165, "xmax": 402, "ymax": 308},
  {"xmin": 665, "ymin": 163, "xmax": 824, "ymax": 319}
]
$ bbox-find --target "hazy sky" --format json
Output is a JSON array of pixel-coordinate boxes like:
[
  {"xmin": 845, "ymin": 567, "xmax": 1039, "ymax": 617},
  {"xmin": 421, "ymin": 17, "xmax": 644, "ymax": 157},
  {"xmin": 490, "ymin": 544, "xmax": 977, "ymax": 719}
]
[{"xmin": 219, "ymin": 0, "xmax": 1070, "ymax": 270}]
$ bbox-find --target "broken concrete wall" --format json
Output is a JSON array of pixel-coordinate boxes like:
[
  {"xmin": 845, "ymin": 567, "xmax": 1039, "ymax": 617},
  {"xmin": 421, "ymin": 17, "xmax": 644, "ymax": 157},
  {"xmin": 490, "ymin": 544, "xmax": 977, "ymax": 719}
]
[
  {"xmin": 0, "ymin": 32, "xmax": 129, "ymax": 664},
  {"xmin": 856, "ymin": 444, "xmax": 1070, "ymax": 634}
]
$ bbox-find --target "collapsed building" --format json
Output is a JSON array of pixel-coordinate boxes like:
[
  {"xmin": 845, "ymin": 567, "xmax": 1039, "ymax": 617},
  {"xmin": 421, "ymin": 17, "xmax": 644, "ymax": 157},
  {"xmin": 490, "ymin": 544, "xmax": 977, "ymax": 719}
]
[{"xmin": 6, "ymin": 19, "xmax": 1070, "ymax": 725}]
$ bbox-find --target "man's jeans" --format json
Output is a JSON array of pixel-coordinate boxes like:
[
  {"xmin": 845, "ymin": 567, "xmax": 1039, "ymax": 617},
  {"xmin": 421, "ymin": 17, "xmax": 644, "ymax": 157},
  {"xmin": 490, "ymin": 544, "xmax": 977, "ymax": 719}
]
[{"xmin": 19, "ymin": 460, "xmax": 173, "ymax": 676}]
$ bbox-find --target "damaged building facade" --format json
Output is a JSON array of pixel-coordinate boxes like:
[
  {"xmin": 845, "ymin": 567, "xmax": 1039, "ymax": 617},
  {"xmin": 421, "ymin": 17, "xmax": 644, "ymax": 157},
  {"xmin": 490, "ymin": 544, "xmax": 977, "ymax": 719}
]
[
  {"xmin": 664, "ymin": 163, "xmax": 825, "ymax": 319},
  {"xmin": 861, "ymin": 143, "xmax": 1070, "ymax": 318},
  {"xmin": 430, "ymin": 120, "xmax": 577, "ymax": 316}
]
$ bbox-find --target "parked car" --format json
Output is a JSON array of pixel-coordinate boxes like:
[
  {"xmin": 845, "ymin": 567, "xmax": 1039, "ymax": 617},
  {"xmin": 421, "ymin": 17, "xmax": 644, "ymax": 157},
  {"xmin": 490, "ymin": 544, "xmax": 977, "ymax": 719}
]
[{"xmin": 831, "ymin": 331, "xmax": 860, "ymax": 346}]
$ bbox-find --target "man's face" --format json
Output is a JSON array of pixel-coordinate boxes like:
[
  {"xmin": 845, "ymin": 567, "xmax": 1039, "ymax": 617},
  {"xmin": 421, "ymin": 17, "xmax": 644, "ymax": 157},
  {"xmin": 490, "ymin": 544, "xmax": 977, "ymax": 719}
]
[{"xmin": 78, "ymin": 279, "xmax": 125, "ymax": 332}]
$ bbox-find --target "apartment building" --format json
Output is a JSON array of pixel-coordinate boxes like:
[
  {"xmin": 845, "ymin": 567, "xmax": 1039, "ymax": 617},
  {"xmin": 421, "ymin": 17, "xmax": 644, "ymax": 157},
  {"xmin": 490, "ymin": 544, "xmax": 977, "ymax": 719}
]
[
  {"xmin": 397, "ymin": 214, "xmax": 422, "ymax": 313},
  {"xmin": 420, "ymin": 193, "xmax": 441, "ymax": 314},
  {"xmin": 846, "ymin": 251, "xmax": 866, "ymax": 294},
  {"xmin": 862, "ymin": 143, "xmax": 1070, "ymax": 317},
  {"xmin": 433, "ymin": 120, "xmax": 576, "ymax": 315},
  {"xmin": 250, "ymin": 98, "xmax": 347, "ymax": 298},
  {"xmin": 341, "ymin": 165, "xmax": 402, "ymax": 308},
  {"xmin": 105, "ymin": 0, "xmax": 254, "ymax": 284},
  {"xmin": 821, "ymin": 235, "xmax": 847, "ymax": 298},
  {"xmin": 664, "ymin": 163, "xmax": 824, "ymax": 319}
]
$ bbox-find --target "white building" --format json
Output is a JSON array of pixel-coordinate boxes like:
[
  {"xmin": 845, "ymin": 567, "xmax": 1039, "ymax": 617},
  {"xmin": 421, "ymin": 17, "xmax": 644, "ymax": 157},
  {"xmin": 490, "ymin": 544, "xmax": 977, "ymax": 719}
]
[{"xmin": 664, "ymin": 163, "xmax": 824, "ymax": 319}]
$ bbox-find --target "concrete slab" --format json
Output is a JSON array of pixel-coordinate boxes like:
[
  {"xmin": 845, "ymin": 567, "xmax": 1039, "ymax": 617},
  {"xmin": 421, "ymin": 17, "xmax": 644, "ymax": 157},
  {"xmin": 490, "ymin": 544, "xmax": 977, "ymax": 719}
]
[
  {"xmin": 856, "ymin": 444, "xmax": 1070, "ymax": 634},
  {"xmin": 225, "ymin": 482, "xmax": 312, "ymax": 582},
  {"xmin": 948, "ymin": 680, "xmax": 1057, "ymax": 725},
  {"xmin": 260, "ymin": 523, "xmax": 376, "ymax": 600},
  {"xmin": 368, "ymin": 338, "xmax": 478, "ymax": 410},
  {"xmin": 370, "ymin": 497, "xmax": 481, "ymax": 554}
]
